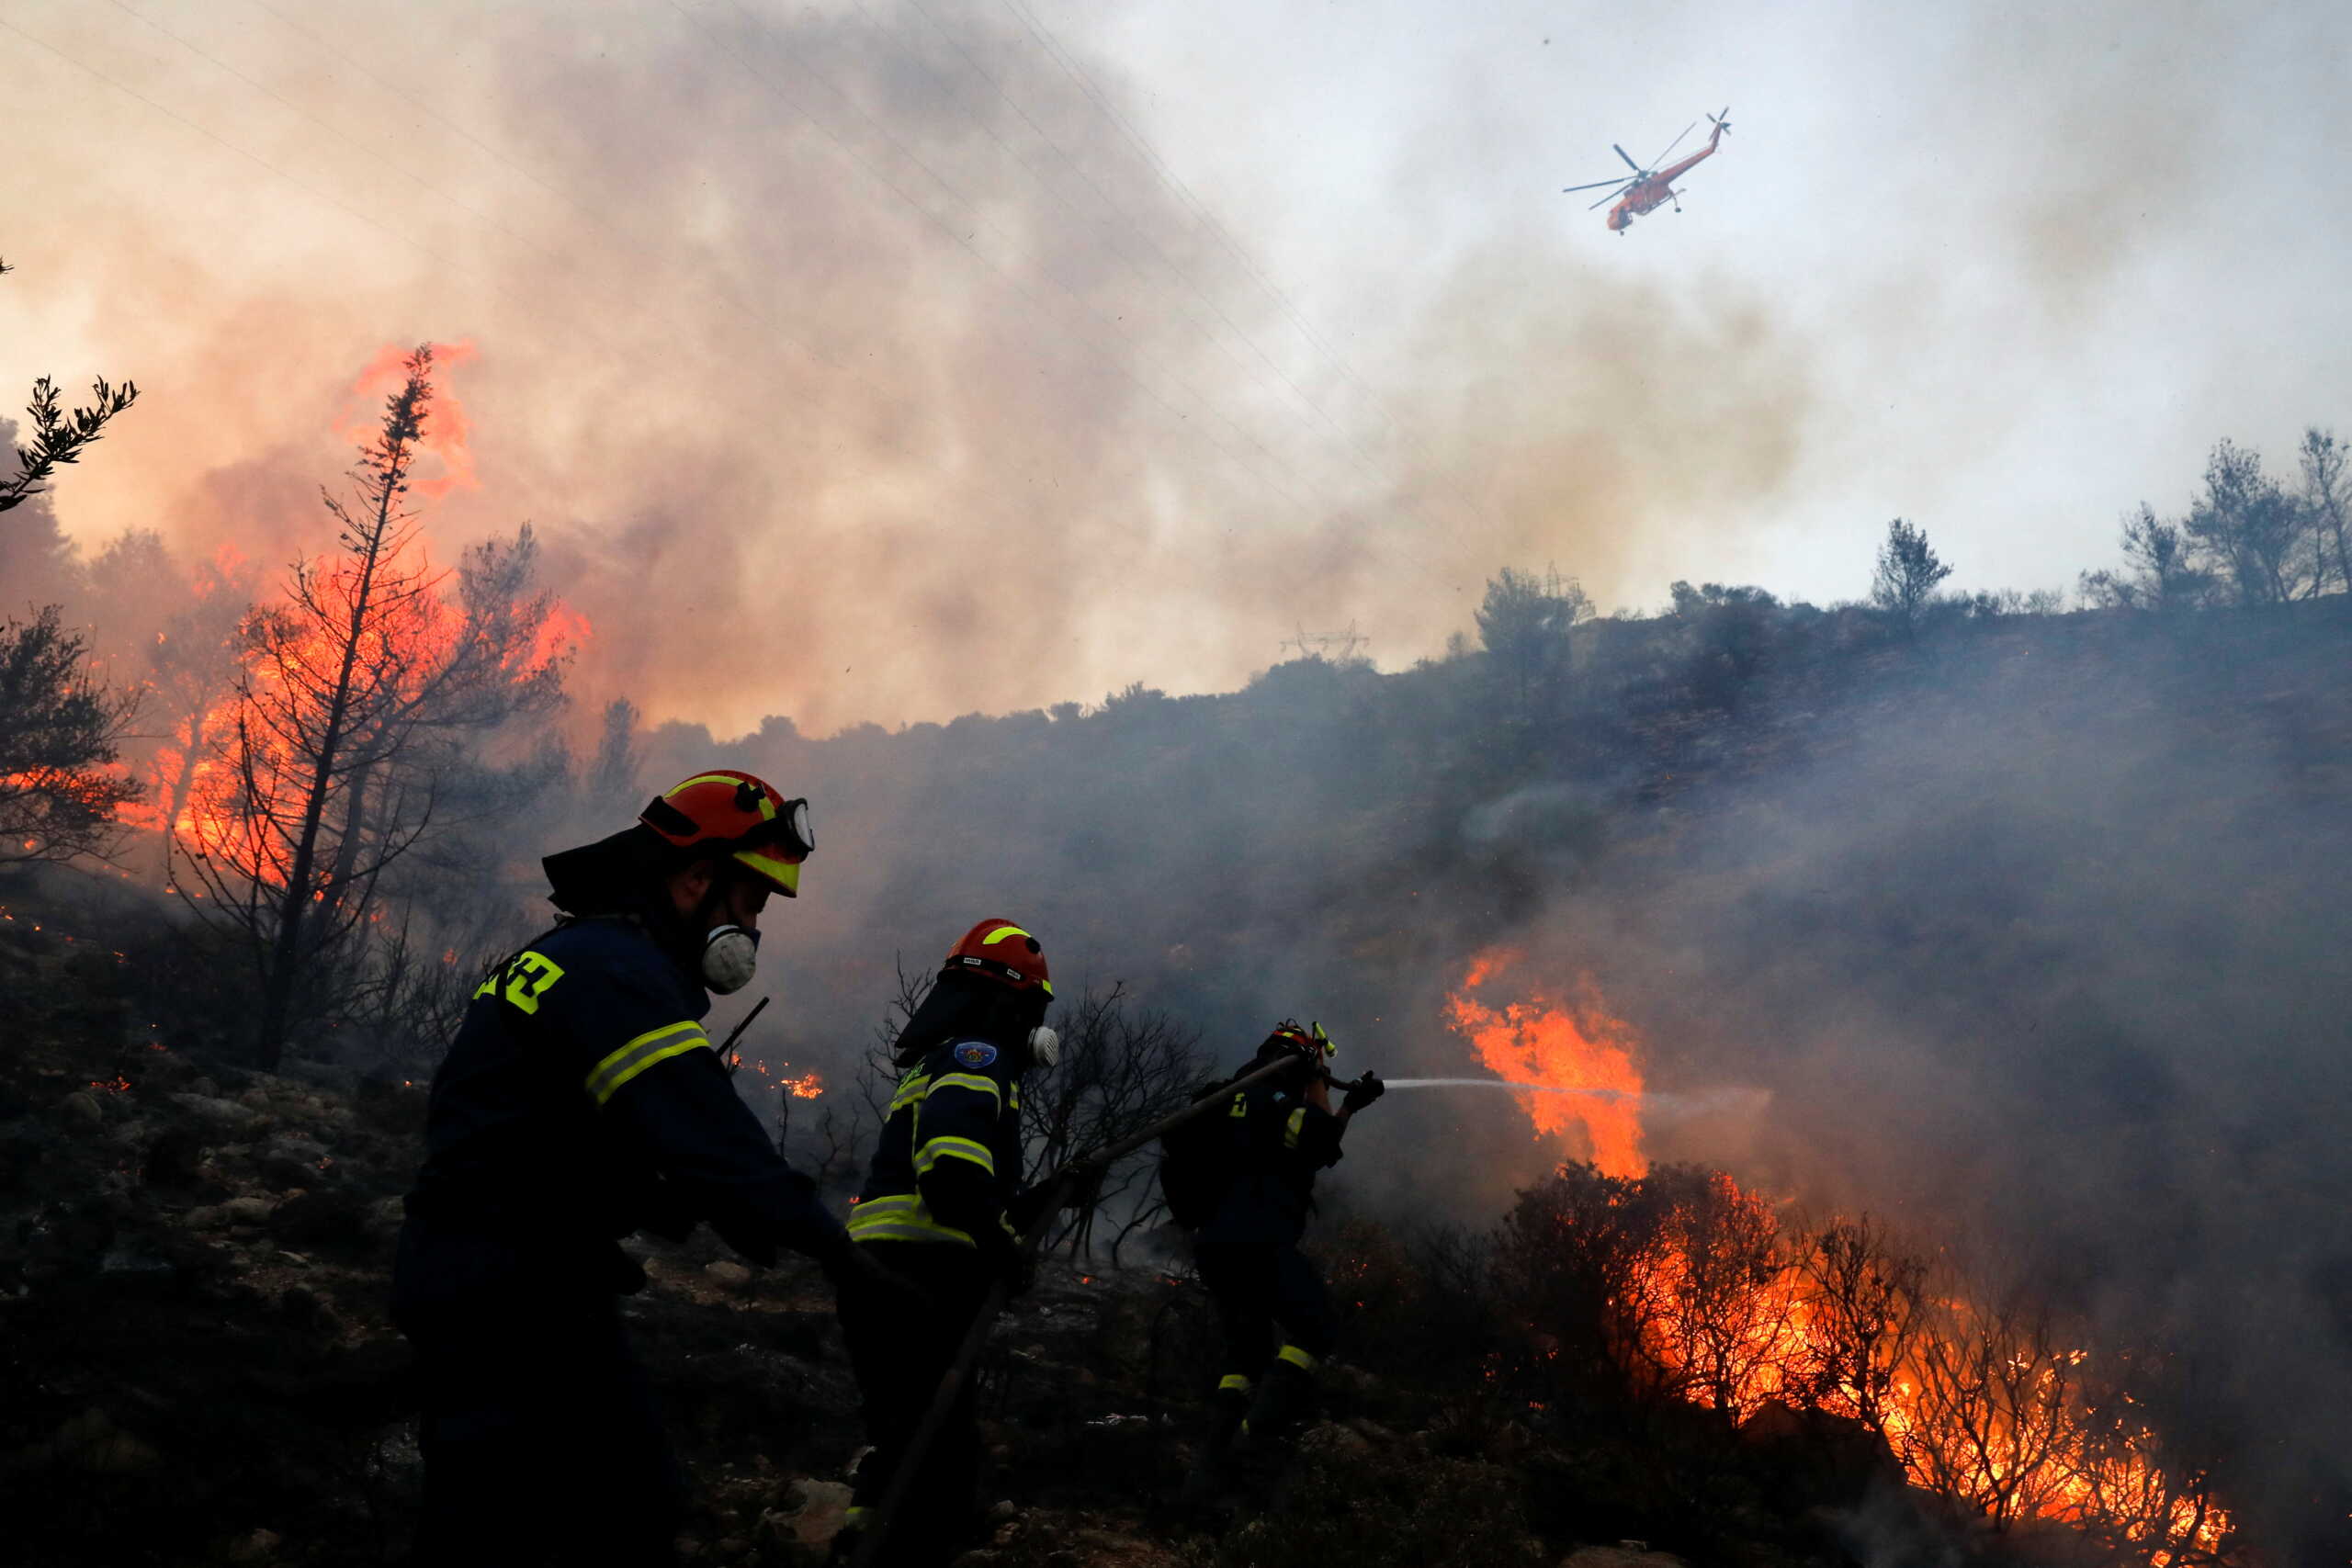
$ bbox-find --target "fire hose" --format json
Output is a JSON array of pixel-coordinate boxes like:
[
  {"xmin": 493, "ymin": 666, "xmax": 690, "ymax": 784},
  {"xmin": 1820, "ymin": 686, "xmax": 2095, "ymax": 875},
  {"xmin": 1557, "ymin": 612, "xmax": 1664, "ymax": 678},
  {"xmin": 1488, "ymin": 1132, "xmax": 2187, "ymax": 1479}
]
[{"xmin": 849, "ymin": 1052, "xmax": 1369, "ymax": 1568}]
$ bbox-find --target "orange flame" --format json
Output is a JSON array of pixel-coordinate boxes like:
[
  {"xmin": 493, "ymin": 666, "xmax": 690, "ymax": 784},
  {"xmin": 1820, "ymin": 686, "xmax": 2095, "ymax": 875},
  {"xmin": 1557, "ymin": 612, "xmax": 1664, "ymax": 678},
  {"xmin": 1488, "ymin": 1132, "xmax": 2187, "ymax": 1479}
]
[
  {"xmin": 1457, "ymin": 958, "xmax": 2230, "ymax": 1560},
  {"xmin": 1622, "ymin": 1179, "xmax": 2230, "ymax": 1559},
  {"xmin": 1442, "ymin": 948, "xmax": 1647, "ymax": 1178},
  {"xmin": 782, "ymin": 1071, "xmax": 824, "ymax": 1100},
  {"xmin": 154, "ymin": 344, "xmax": 578, "ymax": 887}
]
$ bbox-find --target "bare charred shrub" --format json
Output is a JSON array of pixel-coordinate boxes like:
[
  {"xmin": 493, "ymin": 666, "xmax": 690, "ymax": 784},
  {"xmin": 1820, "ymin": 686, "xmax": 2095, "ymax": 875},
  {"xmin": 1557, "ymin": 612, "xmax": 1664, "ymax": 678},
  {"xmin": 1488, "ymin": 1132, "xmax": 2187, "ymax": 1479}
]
[
  {"xmin": 1019, "ymin": 982, "xmax": 1209, "ymax": 1258},
  {"xmin": 1905, "ymin": 1282, "xmax": 2083, "ymax": 1530},
  {"xmin": 1199, "ymin": 1438, "xmax": 1543, "ymax": 1568},
  {"xmin": 1303, "ymin": 1217, "xmax": 1498, "ymax": 1393},
  {"xmin": 1488, "ymin": 1164, "xmax": 2242, "ymax": 1563},
  {"xmin": 1790, "ymin": 1214, "xmax": 1928, "ymax": 1441},
  {"xmin": 1619, "ymin": 1166, "xmax": 1792, "ymax": 1413},
  {"xmin": 2060, "ymin": 1350, "xmax": 2234, "ymax": 1568}
]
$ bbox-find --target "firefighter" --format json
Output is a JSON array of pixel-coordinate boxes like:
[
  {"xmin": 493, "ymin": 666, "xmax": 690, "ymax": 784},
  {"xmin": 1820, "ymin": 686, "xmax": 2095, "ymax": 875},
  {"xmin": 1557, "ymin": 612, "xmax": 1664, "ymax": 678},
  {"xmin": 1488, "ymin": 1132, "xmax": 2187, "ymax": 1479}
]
[
  {"xmin": 1177, "ymin": 1021, "xmax": 1383, "ymax": 1499},
  {"xmin": 394, "ymin": 770, "xmax": 892, "ymax": 1565},
  {"xmin": 832, "ymin": 918, "xmax": 1060, "ymax": 1566}
]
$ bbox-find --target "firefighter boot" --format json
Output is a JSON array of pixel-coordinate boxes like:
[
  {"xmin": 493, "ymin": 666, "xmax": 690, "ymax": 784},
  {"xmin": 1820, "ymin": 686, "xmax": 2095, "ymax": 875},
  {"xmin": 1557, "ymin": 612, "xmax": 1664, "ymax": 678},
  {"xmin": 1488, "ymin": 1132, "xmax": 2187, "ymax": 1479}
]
[
  {"xmin": 1229, "ymin": 1352, "xmax": 1316, "ymax": 1458},
  {"xmin": 1179, "ymin": 1376, "xmax": 1254, "ymax": 1506}
]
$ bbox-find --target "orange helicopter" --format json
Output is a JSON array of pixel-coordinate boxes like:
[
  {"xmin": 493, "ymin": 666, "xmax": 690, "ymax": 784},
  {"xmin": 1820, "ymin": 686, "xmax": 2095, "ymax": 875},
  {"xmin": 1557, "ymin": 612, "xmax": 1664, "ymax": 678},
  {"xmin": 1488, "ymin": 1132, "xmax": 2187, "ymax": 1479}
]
[{"xmin": 1564, "ymin": 107, "xmax": 1731, "ymax": 232}]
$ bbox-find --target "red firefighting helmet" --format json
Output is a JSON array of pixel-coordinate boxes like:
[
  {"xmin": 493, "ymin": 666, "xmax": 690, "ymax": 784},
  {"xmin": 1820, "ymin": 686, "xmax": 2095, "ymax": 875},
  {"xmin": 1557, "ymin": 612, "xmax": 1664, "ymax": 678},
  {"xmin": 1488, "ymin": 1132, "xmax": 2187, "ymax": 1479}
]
[
  {"xmin": 1263, "ymin": 1019, "xmax": 1336, "ymax": 1063},
  {"xmin": 638, "ymin": 770, "xmax": 812, "ymax": 897},
  {"xmin": 943, "ymin": 918, "xmax": 1051, "ymax": 998}
]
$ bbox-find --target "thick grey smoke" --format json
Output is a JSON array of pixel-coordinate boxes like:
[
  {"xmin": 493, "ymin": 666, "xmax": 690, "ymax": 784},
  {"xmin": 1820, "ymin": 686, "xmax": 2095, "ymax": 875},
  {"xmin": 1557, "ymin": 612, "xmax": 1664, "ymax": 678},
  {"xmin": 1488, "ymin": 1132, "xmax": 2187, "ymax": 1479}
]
[
  {"xmin": 1449, "ymin": 611, "xmax": 2352, "ymax": 1555},
  {"xmin": 8, "ymin": 0, "xmax": 1830, "ymax": 734}
]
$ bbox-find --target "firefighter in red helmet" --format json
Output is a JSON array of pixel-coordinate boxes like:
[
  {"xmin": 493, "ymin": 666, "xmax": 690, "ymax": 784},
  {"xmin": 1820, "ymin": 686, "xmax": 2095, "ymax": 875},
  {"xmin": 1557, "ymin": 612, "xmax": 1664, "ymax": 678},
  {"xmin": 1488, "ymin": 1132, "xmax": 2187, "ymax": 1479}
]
[
  {"xmin": 395, "ymin": 771, "xmax": 893, "ymax": 1564},
  {"xmin": 833, "ymin": 918, "xmax": 1061, "ymax": 1565},
  {"xmin": 1170, "ymin": 1020, "xmax": 1383, "ymax": 1505}
]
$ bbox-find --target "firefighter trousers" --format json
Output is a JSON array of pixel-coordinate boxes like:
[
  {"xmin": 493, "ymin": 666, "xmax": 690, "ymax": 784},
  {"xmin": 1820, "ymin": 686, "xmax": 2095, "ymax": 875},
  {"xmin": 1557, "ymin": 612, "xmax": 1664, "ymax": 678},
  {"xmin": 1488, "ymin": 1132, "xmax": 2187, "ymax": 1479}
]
[
  {"xmin": 835, "ymin": 1239, "xmax": 997, "ymax": 1565},
  {"xmin": 395, "ymin": 1225, "xmax": 684, "ymax": 1565},
  {"xmin": 1193, "ymin": 1240, "xmax": 1337, "ymax": 1387}
]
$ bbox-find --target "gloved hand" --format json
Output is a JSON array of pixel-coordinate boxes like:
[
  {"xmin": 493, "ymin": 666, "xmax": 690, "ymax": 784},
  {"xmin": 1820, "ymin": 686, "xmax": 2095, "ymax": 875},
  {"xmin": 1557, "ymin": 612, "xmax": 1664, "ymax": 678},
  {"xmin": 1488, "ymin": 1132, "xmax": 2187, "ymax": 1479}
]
[
  {"xmin": 978, "ymin": 1226, "xmax": 1037, "ymax": 1299},
  {"xmin": 1341, "ymin": 1072, "xmax": 1385, "ymax": 1113},
  {"xmin": 1008, "ymin": 1175, "xmax": 1082, "ymax": 1234}
]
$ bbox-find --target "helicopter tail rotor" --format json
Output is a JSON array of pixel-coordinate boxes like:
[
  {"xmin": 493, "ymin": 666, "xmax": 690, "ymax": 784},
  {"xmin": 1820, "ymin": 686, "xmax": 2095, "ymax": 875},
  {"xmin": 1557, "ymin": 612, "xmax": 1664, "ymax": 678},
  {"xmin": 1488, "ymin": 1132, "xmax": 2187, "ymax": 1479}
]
[{"xmin": 1707, "ymin": 106, "xmax": 1732, "ymax": 138}]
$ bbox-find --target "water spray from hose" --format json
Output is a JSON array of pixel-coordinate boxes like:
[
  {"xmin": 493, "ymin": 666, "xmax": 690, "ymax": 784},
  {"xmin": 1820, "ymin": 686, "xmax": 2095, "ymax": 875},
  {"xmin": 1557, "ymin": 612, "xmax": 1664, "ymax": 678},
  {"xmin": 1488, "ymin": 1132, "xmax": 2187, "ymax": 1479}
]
[
  {"xmin": 1381, "ymin": 1077, "xmax": 1771, "ymax": 1120},
  {"xmin": 1384, "ymin": 1076, "xmax": 1635, "ymax": 1098}
]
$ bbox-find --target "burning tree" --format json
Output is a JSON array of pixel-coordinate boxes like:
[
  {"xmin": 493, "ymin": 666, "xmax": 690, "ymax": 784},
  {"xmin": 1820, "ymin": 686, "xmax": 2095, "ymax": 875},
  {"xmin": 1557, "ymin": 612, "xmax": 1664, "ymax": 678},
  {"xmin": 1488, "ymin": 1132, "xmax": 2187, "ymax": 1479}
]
[
  {"xmin": 175, "ymin": 346, "xmax": 572, "ymax": 1068},
  {"xmin": 1486, "ymin": 1160, "xmax": 2237, "ymax": 1564},
  {"xmin": 81, "ymin": 539, "xmax": 262, "ymax": 880}
]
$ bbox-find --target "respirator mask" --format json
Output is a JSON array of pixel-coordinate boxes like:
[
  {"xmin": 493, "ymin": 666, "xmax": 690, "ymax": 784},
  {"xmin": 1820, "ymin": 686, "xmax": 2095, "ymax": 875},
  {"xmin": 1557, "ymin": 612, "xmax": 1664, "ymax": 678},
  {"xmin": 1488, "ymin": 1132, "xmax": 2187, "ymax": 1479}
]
[
  {"xmin": 701, "ymin": 924, "xmax": 761, "ymax": 995},
  {"xmin": 1026, "ymin": 1026, "xmax": 1060, "ymax": 1068}
]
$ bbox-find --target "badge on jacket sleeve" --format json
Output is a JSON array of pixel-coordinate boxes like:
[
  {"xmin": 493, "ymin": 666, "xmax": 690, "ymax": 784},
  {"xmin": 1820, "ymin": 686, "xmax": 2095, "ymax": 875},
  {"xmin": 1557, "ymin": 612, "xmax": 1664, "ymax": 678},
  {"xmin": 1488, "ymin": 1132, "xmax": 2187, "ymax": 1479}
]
[{"xmin": 954, "ymin": 1041, "xmax": 1000, "ymax": 1068}]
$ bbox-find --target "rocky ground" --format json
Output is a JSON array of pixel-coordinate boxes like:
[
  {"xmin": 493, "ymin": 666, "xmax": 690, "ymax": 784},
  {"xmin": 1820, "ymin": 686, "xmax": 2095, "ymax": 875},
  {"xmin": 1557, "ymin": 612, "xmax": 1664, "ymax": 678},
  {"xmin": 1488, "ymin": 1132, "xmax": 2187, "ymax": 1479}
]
[{"xmin": 1, "ymin": 923, "xmax": 2062, "ymax": 1568}]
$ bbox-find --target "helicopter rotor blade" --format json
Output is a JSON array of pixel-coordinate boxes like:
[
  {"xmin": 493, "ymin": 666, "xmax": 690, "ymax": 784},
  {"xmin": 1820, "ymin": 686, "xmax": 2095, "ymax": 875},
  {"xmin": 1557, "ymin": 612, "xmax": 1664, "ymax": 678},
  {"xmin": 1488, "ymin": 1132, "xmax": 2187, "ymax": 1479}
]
[
  {"xmin": 1612, "ymin": 142, "xmax": 1643, "ymax": 174},
  {"xmin": 1563, "ymin": 177, "xmax": 1631, "ymax": 193},
  {"xmin": 1649, "ymin": 120, "xmax": 1698, "ymax": 167},
  {"xmin": 1588, "ymin": 188, "xmax": 1624, "ymax": 210}
]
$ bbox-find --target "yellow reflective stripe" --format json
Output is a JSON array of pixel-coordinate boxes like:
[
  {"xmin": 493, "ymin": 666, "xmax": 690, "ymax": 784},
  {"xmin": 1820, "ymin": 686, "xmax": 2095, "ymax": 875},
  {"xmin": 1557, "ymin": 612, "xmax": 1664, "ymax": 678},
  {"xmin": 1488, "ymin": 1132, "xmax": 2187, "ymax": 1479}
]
[
  {"xmin": 585, "ymin": 1021, "xmax": 711, "ymax": 1107},
  {"xmin": 1217, "ymin": 1373, "xmax": 1254, "ymax": 1393},
  {"xmin": 846, "ymin": 1193, "xmax": 977, "ymax": 1247},
  {"xmin": 667, "ymin": 772, "xmax": 745, "ymax": 797},
  {"xmin": 930, "ymin": 1072, "xmax": 1002, "ymax": 1103},
  {"xmin": 888, "ymin": 1071, "xmax": 933, "ymax": 1115},
  {"xmin": 913, "ymin": 1135, "xmax": 995, "ymax": 1178},
  {"xmin": 1284, "ymin": 1107, "xmax": 1306, "ymax": 1149},
  {"xmin": 1276, "ymin": 1343, "xmax": 1317, "ymax": 1372},
  {"xmin": 979, "ymin": 924, "xmax": 1032, "ymax": 946},
  {"xmin": 473, "ymin": 951, "xmax": 567, "ymax": 1013}
]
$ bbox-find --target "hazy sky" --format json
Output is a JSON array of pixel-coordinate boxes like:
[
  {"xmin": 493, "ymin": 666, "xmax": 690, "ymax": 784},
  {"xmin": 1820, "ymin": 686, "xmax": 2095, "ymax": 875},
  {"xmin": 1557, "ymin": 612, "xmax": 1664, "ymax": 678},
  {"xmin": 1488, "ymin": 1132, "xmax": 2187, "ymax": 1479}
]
[{"xmin": 4, "ymin": 0, "xmax": 2346, "ymax": 733}]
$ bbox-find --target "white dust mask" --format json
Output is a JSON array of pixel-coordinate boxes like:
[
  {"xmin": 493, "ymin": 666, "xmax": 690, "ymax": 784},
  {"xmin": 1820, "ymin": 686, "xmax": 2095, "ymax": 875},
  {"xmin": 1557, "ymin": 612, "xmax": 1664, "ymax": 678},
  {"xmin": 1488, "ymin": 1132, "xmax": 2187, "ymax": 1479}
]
[{"xmin": 701, "ymin": 925, "xmax": 760, "ymax": 995}]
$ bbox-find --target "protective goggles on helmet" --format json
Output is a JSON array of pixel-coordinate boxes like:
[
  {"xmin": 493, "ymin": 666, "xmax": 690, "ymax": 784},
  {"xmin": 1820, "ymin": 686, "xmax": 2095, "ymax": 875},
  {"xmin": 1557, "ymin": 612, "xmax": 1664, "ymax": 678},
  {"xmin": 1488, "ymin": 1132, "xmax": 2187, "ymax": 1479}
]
[
  {"xmin": 1267, "ymin": 1019, "xmax": 1335, "ymax": 1060},
  {"xmin": 641, "ymin": 790, "xmax": 813, "ymax": 896}
]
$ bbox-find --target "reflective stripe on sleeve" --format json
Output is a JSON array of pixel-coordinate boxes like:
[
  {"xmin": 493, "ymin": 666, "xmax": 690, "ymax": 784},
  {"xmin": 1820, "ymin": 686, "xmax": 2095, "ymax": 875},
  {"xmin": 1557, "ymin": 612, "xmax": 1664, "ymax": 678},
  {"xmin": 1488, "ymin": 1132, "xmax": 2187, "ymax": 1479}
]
[
  {"xmin": 585, "ymin": 1021, "xmax": 712, "ymax": 1107},
  {"xmin": 912, "ymin": 1135, "xmax": 996, "ymax": 1178},
  {"xmin": 1283, "ymin": 1106, "xmax": 1306, "ymax": 1150},
  {"xmin": 1276, "ymin": 1343, "xmax": 1317, "ymax": 1372},
  {"xmin": 1217, "ymin": 1373, "xmax": 1255, "ymax": 1393},
  {"xmin": 843, "ymin": 1192, "xmax": 978, "ymax": 1247},
  {"xmin": 888, "ymin": 1071, "xmax": 933, "ymax": 1116},
  {"xmin": 929, "ymin": 1072, "xmax": 1003, "ymax": 1104}
]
